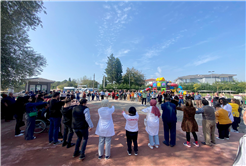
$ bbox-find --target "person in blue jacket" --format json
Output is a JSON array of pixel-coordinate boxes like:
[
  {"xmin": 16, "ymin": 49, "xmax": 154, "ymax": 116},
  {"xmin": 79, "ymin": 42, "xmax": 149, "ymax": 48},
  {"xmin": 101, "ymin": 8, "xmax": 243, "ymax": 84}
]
[
  {"xmin": 24, "ymin": 96, "xmax": 47, "ymax": 140},
  {"xmin": 161, "ymin": 97, "xmax": 177, "ymax": 147}
]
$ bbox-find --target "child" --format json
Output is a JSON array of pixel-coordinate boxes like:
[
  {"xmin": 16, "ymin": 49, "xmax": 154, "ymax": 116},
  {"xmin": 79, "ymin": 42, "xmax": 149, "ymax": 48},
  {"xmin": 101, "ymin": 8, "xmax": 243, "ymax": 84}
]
[
  {"xmin": 131, "ymin": 91, "xmax": 135, "ymax": 101},
  {"xmin": 122, "ymin": 107, "xmax": 139, "ymax": 156},
  {"xmin": 96, "ymin": 92, "xmax": 100, "ymax": 101},
  {"xmin": 134, "ymin": 91, "xmax": 138, "ymax": 102},
  {"xmin": 115, "ymin": 92, "xmax": 119, "ymax": 100}
]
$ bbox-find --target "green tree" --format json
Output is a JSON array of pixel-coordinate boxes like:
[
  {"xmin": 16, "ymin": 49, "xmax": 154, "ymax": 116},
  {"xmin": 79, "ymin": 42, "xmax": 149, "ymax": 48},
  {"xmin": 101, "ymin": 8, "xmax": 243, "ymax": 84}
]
[
  {"xmin": 69, "ymin": 78, "xmax": 71, "ymax": 82},
  {"xmin": 193, "ymin": 83, "xmax": 201, "ymax": 92},
  {"xmin": 77, "ymin": 76, "xmax": 99, "ymax": 88},
  {"xmin": 105, "ymin": 54, "xmax": 116, "ymax": 84},
  {"xmin": 213, "ymin": 82, "xmax": 223, "ymax": 92},
  {"xmin": 104, "ymin": 54, "xmax": 123, "ymax": 84},
  {"xmin": 1, "ymin": 1, "xmax": 47, "ymax": 90},
  {"xmin": 115, "ymin": 58, "xmax": 123, "ymax": 84},
  {"xmin": 122, "ymin": 67, "xmax": 145, "ymax": 87}
]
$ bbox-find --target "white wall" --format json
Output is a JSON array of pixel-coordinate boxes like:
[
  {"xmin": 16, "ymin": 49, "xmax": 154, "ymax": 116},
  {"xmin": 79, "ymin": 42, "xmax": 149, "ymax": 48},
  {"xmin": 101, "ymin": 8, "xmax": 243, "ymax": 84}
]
[{"xmin": 176, "ymin": 77, "xmax": 233, "ymax": 85}]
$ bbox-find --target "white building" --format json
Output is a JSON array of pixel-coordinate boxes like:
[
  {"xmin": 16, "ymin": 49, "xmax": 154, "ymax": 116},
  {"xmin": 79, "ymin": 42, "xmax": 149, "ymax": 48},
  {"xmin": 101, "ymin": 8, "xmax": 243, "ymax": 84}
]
[
  {"xmin": 174, "ymin": 74, "xmax": 236, "ymax": 85},
  {"xmin": 145, "ymin": 78, "xmax": 156, "ymax": 86}
]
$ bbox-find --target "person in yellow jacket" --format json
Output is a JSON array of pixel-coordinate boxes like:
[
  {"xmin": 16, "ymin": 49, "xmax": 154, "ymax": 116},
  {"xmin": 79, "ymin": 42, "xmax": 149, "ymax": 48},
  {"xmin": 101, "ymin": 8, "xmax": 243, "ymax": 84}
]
[
  {"xmin": 229, "ymin": 99, "xmax": 240, "ymax": 133},
  {"xmin": 215, "ymin": 103, "xmax": 232, "ymax": 140}
]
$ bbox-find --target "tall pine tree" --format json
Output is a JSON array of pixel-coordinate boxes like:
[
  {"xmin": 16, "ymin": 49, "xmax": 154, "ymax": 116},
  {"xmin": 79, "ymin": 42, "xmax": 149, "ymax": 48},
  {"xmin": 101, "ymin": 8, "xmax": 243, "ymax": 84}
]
[
  {"xmin": 115, "ymin": 58, "xmax": 123, "ymax": 84},
  {"xmin": 105, "ymin": 54, "xmax": 122, "ymax": 84}
]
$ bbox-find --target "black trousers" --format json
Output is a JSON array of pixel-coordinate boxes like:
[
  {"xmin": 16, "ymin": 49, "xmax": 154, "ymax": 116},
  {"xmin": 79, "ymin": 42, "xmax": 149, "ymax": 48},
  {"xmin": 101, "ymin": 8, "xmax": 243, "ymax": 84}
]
[
  {"xmin": 92, "ymin": 96, "xmax": 95, "ymax": 101},
  {"xmin": 142, "ymin": 98, "xmax": 146, "ymax": 105},
  {"xmin": 63, "ymin": 124, "xmax": 74, "ymax": 144},
  {"xmin": 101, "ymin": 95, "xmax": 104, "ymax": 100},
  {"xmin": 232, "ymin": 117, "xmax": 240, "ymax": 131},
  {"xmin": 124, "ymin": 95, "xmax": 126, "ymax": 100},
  {"xmin": 126, "ymin": 130, "xmax": 138, "ymax": 153},
  {"xmin": 74, "ymin": 129, "xmax": 88, "ymax": 155},
  {"xmin": 15, "ymin": 115, "xmax": 23, "ymax": 135},
  {"xmin": 186, "ymin": 132, "xmax": 198, "ymax": 142},
  {"xmin": 5, "ymin": 106, "xmax": 14, "ymax": 121},
  {"xmin": 217, "ymin": 123, "xmax": 231, "ymax": 139}
]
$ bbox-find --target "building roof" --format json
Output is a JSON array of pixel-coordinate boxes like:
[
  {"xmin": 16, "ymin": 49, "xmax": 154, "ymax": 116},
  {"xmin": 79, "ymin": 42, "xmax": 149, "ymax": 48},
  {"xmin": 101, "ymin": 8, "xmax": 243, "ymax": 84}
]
[
  {"xmin": 25, "ymin": 77, "xmax": 55, "ymax": 83},
  {"xmin": 174, "ymin": 74, "xmax": 236, "ymax": 81},
  {"xmin": 145, "ymin": 78, "xmax": 156, "ymax": 82}
]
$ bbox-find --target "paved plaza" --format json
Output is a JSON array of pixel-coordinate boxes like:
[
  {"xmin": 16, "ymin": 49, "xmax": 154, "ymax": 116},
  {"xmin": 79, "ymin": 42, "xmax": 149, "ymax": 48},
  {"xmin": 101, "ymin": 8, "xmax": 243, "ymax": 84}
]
[{"xmin": 1, "ymin": 99, "xmax": 245, "ymax": 166}]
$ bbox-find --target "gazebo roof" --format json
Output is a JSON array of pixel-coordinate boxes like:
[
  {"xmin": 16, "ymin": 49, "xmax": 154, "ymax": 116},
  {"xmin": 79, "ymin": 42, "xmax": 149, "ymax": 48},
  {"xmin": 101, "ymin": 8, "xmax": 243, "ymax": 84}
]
[{"xmin": 25, "ymin": 77, "xmax": 55, "ymax": 83}]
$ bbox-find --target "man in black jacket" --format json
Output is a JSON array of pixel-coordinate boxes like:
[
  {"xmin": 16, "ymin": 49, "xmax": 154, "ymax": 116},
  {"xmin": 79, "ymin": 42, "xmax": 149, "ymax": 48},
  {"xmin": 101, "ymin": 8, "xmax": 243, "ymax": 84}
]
[
  {"xmin": 61, "ymin": 98, "xmax": 77, "ymax": 148},
  {"xmin": 72, "ymin": 99, "xmax": 94, "ymax": 160},
  {"xmin": 49, "ymin": 92, "xmax": 65, "ymax": 145}
]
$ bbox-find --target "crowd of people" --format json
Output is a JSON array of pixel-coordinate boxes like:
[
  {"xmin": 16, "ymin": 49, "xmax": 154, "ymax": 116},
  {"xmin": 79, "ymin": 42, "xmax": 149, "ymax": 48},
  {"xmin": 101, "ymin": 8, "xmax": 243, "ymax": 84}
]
[{"xmin": 0, "ymin": 90, "xmax": 245, "ymax": 164}]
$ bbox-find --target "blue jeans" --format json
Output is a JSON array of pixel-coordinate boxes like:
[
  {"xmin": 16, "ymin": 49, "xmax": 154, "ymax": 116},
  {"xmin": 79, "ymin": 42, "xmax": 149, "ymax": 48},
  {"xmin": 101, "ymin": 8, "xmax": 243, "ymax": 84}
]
[
  {"xmin": 178, "ymin": 99, "xmax": 184, "ymax": 107},
  {"xmin": 74, "ymin": 129, "xmax": 88, "ymax": 155},
  {"xmin": 149, "ymin": 134, "xmax": 159, "ymax": 146},
  {"xmin": 163, "ymin": 121, "xmax": 176, "ymax": 146},
  {"xmin": 25, "ymin": 116, "xmax": 36, "ymax": 140},
  {"xmin": 49, "ymin": 117, "xmax": 61, "ymax": 143}
]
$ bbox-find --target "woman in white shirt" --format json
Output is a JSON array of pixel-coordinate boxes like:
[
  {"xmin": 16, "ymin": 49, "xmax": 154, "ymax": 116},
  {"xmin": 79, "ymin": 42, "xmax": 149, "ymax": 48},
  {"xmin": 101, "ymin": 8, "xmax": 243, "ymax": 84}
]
[
  {"xmin": 105, "ymin": 91, "xmax": 109, "ymax": 99},
  {"xmin": 141, "ymin": 99, "xmax": 161, "ymax": 149},
  {"xmin": 122, "ymin": 107, "xmax": 139, "ymax": 156},
  {"xmin": 95, "ymin": 100, "xmax": 115, "ymax": 160}
]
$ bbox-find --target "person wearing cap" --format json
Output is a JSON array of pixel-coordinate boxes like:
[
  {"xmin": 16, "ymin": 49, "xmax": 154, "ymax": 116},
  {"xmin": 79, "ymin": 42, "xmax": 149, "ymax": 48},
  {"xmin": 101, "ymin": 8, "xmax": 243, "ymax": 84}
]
[
  {"xmin": 72, "ymin": 99, "xmax": 94, "ymax": 160},
  {"xmin": 49, "ymin": 92, "xmax": 66, "ymax": 145},
  {"xmin": 95, "ymin": 99, "xmax": 115, "ymax": 160},
  {"xmin": 25, "ymin": 96, "xmax": 47, "ymax": 140}
]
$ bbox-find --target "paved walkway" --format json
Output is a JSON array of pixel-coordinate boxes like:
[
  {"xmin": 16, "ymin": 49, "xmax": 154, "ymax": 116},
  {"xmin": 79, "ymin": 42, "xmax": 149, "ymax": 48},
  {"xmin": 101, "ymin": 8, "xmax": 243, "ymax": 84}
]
[{"xmin": 1, "ymin": 100, "xmax": 245, "ymax": 166}]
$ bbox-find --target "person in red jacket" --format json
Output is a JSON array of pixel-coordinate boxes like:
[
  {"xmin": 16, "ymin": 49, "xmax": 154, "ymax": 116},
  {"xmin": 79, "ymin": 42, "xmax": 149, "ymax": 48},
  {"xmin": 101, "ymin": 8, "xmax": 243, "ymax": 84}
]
[{"xmin": 112, "ymin": 91, "xmax": 115, "ymax": 100}]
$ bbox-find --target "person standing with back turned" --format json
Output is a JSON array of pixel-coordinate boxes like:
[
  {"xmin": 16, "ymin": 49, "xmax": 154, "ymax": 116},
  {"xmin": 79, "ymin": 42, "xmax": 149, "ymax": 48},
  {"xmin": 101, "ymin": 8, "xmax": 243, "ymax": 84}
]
[
  {"xmin": 72, "ymin": 99, "xmax": 94, "ymax": 160},
  {"xmin": 196, "ymin": 100, "xmax": 216, "ymax": 146},
  {"xmin": 161, "ymin": 97, "xmax": 177, "ymax": 147}
]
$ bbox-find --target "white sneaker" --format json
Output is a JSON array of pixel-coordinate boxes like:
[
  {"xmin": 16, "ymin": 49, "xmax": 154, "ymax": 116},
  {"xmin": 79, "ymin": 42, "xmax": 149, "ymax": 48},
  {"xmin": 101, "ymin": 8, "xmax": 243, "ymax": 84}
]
[
  {"xmin": 15, "ymin": 133, "xmax": 24, "ymax": 137},
  {"xmin": 216, "ymin": 137, "xmax": 224, "ymax": 140},
  {"xmin": 148, "ymin": 143, "xmax": 153, "ymax": 149},
  {"xmin": 225, "ymin": 138, "xmax": 229, "ymax": 140},
  {"xmin": 155, "ymin": 145, "xmax": 159, "ymax": 148},
  {"xmin": 54, "ymin": 140, "xmax": 63, "ymax": 145},
  {"xmin": 235, "ymin": 131, "xmax": 239, "ymax": 133},
  {"xmin": 33, "ymin": 136, "xmax": 36, "ymax": 140},
  {"xmin": 20, "ymin": 130, "xmax": 25, "ymax": 133}
]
